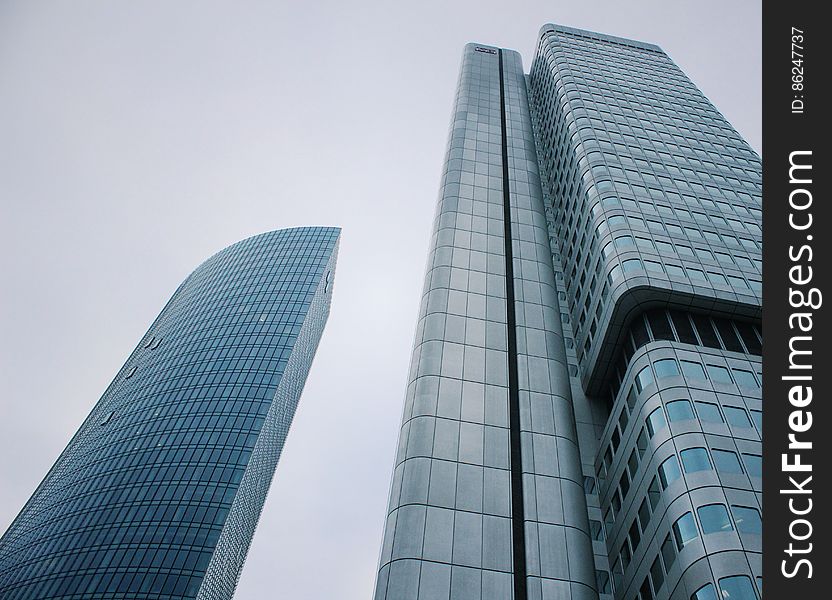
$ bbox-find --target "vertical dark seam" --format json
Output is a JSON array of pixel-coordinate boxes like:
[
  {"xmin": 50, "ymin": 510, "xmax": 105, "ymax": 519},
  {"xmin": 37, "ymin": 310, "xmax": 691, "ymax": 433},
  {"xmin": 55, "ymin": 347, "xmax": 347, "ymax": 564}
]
[{"xmin": 499, "ymin": 49, "xmax": 528, "ymax": 600}]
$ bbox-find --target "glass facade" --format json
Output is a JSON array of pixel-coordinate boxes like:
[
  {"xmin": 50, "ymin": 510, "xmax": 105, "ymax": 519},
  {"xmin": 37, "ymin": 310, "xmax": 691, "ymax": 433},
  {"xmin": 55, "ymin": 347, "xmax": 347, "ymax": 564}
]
[
  {"xmin": 374, "ymin": 23, "xmax": 761, "ymax": 600},
  {"xmin": 0, "ymin": 227, "xmax": 340, "ymax": 600}
]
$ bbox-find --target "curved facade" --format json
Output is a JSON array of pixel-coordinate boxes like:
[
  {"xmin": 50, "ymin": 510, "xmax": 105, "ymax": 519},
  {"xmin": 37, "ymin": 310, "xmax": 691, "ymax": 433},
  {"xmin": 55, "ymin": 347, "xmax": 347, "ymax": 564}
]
[
  {"xmin": 374, "ymin": 43, "xmax": 595, "ymax": 600},
  {"xmin": 528, "ymin": 24, "xmax": 762, "ymax": 600},
  {"xmin": 374, "ymin": 23, "xmax": 761, "ymax": 600},
  {"xmin": 0, "ymin": 227, "xmax": 340, "ymax": 600}
]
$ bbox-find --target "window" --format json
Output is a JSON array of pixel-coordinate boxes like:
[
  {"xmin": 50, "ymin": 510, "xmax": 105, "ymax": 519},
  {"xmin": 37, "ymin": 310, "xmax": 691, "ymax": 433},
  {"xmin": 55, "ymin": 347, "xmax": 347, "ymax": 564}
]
[
  {"xmin": 638, "ymin": 498, "xmax": 651, "ymax": 531},
  {"xmin": 636, "ymin": 428, "xmax": 649, "ymax": 459},
  {"xmin": 583, "ymin": 475, "xmax": 597, "ymax": 494},
  {"xmin": 620, "ymin": 540, "xmax": 632, "ymax": 570},
  {"xmin": 681, "ymin": 447, "xmax": 712, "ymax": 473},
  {"xmin": 724, "ymin": 406, "xmax": 753, "ymax": 429},
  {"xmin": 718, "ymin": 576, "xmax": 758, "ymax": 600},
  {"xmin": 646, "ymin": 407, "xmax": 667, "ymax": 437},
  {"xmin": 596, "ymin": 570, "xmax": 611, "ymax": 594},
  {"xmin": 732, "ymin": 506, "xmax": 762, "ymax": 535},
  {"xmin": 681, "ymin": 360, "xmax": 707, "ymax": 380},
  {"xmin": 672, "ymin": 512, "xmax": 698, "ymax": 550},
  {"xmin": 732, "ymin": 368, "xmax": 759, "ymax": 388},
  {"xmin": 691, "ymin": 583, "xmax": 718, "ymax": 600},
  {"xmin": 706, "ymin": 364, "xmax": 732, "ymax": 384},
  {"xmin": 647, "ymin": 476, "xmax": 661, "ymax": 510},
  {"xmin": 750, "ymin": 409, "xmax": 762, "ymax": 432},
  {"xmin": 590, "ymin": 519, "xmax": 604, "ymax": 541},
  {"xmin": 660, "ymin": 533, "xmax": 676, "ymax": 571},
  {"xmin": 640, "ymin": 576, "xmax": 654, "ymax": 600},
  {"xmin": 628, "ymin": 449, "xmax": 639, "ymax": 478},
  {"xmin": 743, "ymin": 453, "xmax": 762, "ymax": 477},
  {"xmin": 622, "ymin": 258, "xmax": 642, "ymax": 273},
  {"xmin": 697, "ymin": 503, "xmax": 733, "ymax": 534},
  {"xmin": 628, "ymin": 520, "xmax": 641, "ymax": 551},
  {"xmin": 654, "ymin": 358, "xmax": 679, "ymax": 378},
  {"xmin": 658, "ymin": 455, "xmax": 682, "ymax": 488},
  {"xmin": 635, "ymin": 365, "xmax": 655, "ymax": 392},
  {"xmin": 666, "ymin": 399, "xmax": 695, "ymax": 422},
  {"xmin": 694, "ymin": 401, "xmax": 723, "ymax": 423},
  {"xmin": 650, "ymin": 555, "xmax": 665, "ymax": 592},
  {"xmin": 712, "ymin": 449, "xmax": 744, "ymax": 474}
]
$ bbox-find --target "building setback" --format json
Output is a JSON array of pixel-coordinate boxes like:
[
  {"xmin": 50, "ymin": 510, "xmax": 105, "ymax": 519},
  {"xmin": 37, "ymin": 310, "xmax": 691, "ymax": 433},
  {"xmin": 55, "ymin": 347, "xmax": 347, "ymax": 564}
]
[
  {"xmin": 0, "ymin": 227, "xmax": 340, "ymax": 600},
  {"xmin": 373, "ymin": 24, "xmax": 761, "ymax": 600}
]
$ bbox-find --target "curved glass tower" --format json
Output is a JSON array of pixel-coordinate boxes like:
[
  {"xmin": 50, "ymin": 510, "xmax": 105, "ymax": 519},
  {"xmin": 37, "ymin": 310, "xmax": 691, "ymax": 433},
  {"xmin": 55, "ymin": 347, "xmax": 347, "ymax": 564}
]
[
  {"xmin": 374, "ymin": 23, "xmax": 761, "ymax": 600},
  {"xmin": 0, "ymin": 226, "xmax": 340, "ymax": 600}
]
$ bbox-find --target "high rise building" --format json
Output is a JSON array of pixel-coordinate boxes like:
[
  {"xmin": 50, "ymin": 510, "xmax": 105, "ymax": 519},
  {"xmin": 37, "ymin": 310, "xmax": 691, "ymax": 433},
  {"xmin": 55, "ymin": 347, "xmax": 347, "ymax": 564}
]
[
  {"xmin": 0, "ymin": 227, "xmax": 340, "ymax": 600},
  {"xmin": 373, "ymin": 24, "xmax": 761, "ymax": 600}
]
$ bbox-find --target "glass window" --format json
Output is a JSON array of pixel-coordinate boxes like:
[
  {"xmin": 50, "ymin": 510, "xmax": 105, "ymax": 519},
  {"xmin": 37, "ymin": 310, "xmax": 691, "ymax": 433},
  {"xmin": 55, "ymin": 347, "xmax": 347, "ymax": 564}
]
[
  {"xmin": 622, "ymin": 258, "xmax": 642, "ymax": 273},
  {"xmin": 691, "ymin": 583, "xmax": 718, "ymax": 600},
  {"xmin": 743, "ymin": 453, "xmax": 762, "ymax": 477},
  {"xmin": 638, "ymin": 498, "xmax": 651, "ymax": 531},
  {"xmin": 628, "ymin": 449, "xmax": 639, "ymax": 478},
  {"xmin": 697, "ymin": 503, "xmax": 733, "ymax": 534},
  {"xmin": 596, "ymin": 569, "xmax": 611, "ymax": 594},
  {"xmin": 706, "ymin": 364, "xmax": 733, "ymax": 384},
  {"xmin": 712, "ymin": 449, "xmax": 743, "ymax": 474},
  {"xmin": 620, "ymin": 540, "xmax": 631, "ymax": 570},
  {"xmin": 659, "ymin": 455, "xmax": 682, "ymax": 488},
  {"xmin": 640, "ymin": 576, "xmax": 654, "ymax": 600},
  {"xmin": 648, "ymin": 476, "xmax": 661, "ymax": 510},
  {"xmin": 612, "ymin": 557, "xmax": 623, "ymax": 593},
  {"xmin": 666, "ymin": 400, "xmax": 695, "ymax": 422},
  {"xmin": 590, "ymin": 519, "xmax": 604, "ymax": 541},
  {"xmin": 681, "ymin": 360, "xmax": 707, "ymax": 380},
  {"xmin": 646, "ymin": 407, "xmax": 667, "ymax": 438},
  {"xmin": 695, "ymin": 401, "xmax": 723, "ymax": 423},
  {"xmin": 681, "ymin": 447, "xmax": 712, "ymax": 473},
  {"xmin": 660, "ymin": 533, "xmax": 676, "ymax": 571},
  {"xmin": 731, "ymin": 505, "xmax": 762, "ymax": 535},
  {"xmin": 654, "ymin": 358, "xmax": 679, "ymax": 379},
  {"xmin": 636, "ymin": 428, "xmax": 649, "ymax": 459},
  {"xmin": 672, "ymin": 512, "xmax": 698, "ymax": 550},
  {"xmin": 650, "ymin": 555, "xmax": 665, "ymax": 593},
  {"xmin": 583, "ymin": 475, "xmax": 597, "ymax": 494},
  {"xmin": 669, "ymin": 310, "xmax": 698, "ymax": 344},
  {"xmin": 713, "ymin": 318, "xmax": 744, "ymax": 352},
  {"xmin": 718, "ymin": 576, "xmax": 758, "ymax": 600},
  {"xmin": 666, "ymin": 264, "xmax": 685, "ymax": 278},
  {"xmin": 750, "ymin": 409, "xmax": 762, "ymax": 432},
  {"xmin": 733, "ymin": 369, "xmax": 759, "ymax": 388},
  {"xmin": 635, "ymin": 365, "xmax": 655, "ymax": 392},
  {"xmin": 628, "ymin": 520, "xmax": 641, "ymax": 550},
  {"xmin": 647, "ymin": 310, "xmax": 675, "ymax": 341},
  {"xmin": 692, "ymin": 315, "xmax": 721, "ymax": 348},
  {"xmin": 632, "ymin": 316, "xmax": 651, "ymax": 348},
  {"xmin": 724, "ymin": 406, "xmax": 752, "ymax": 428}
]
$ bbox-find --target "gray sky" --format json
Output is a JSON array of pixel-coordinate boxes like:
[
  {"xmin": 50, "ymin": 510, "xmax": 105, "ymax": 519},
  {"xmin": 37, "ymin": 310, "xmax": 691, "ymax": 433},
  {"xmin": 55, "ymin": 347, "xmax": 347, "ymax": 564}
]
[{"xmin": 0, "ymin": 1, "xmax": 759, "ymax": 598}]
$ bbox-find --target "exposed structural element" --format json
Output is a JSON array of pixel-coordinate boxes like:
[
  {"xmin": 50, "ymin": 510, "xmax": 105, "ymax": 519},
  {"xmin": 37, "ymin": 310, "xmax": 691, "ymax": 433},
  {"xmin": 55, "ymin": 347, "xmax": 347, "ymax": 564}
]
[
  {"xmin": 0, "ymin": 227, "xmax": 340, "ymax": 600},
  {"xmin": 374, "ymin": 23, "xmax": 761, "ymax": 600}
]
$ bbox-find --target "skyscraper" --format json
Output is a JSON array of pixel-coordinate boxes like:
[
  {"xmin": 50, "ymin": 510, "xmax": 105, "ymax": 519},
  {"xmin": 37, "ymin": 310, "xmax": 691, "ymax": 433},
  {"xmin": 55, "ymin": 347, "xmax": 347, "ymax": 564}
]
[
  {"xmin": 0, "ymin": 227, "xmax": 340, "ymax": 600},
  {"xmin": 373, "ymin": 24, "xmax": 761, "ymax": 600}
]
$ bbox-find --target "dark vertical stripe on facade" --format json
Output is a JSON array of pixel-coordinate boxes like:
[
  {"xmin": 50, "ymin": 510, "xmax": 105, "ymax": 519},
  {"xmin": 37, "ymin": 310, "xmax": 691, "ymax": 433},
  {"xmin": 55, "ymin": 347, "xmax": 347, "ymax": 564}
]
[{"xmin": 498, "ymin": 49, "xmax": 527, "ymax": 600}]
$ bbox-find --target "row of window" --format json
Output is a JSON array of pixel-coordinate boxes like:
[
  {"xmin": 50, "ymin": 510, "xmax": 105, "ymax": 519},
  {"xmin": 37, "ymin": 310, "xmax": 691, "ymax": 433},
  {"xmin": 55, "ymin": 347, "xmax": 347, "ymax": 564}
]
[
  {"xmin": 609, "ymin": 309, "xmax": 761, "ymax": 400},
  {"xmin": 599, "ymin": 354, "xmax": 761, "ymax": 486},
  {"xmin": 691, "ymin": 576, "xmax": 761, "ymax": 600},
  {"xmin": 604, "ymin": 433, "xmax": 760, "ymax": 534},
  {"xmin": 614, "ymin": 503, "xmax": 761, "ymax": 599}
]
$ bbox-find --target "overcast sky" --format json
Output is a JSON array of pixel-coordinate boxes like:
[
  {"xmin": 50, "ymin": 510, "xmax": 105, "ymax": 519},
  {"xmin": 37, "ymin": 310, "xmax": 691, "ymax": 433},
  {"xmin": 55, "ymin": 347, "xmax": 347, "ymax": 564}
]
[{"xmin": 0, "ymin": 1, "xmax": 759, "ymax": 598}]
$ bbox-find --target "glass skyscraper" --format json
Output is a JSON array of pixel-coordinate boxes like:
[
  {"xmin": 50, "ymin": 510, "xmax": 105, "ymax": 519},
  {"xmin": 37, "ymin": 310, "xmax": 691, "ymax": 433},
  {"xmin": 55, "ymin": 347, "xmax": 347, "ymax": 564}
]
[
  {"xmin": 0, "ymin": 227, "xmax": 340, "ymax": 600},
  {"xmin": 373, "ymin": 24, "xmax": 761, "ymax": 600}
]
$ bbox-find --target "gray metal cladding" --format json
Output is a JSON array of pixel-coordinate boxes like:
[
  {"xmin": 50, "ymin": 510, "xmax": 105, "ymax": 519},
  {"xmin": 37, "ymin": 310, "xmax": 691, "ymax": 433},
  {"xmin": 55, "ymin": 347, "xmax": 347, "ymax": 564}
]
[{"xmin": 374, "ymin": 43, "xmax": 594, "ymax": 600}]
